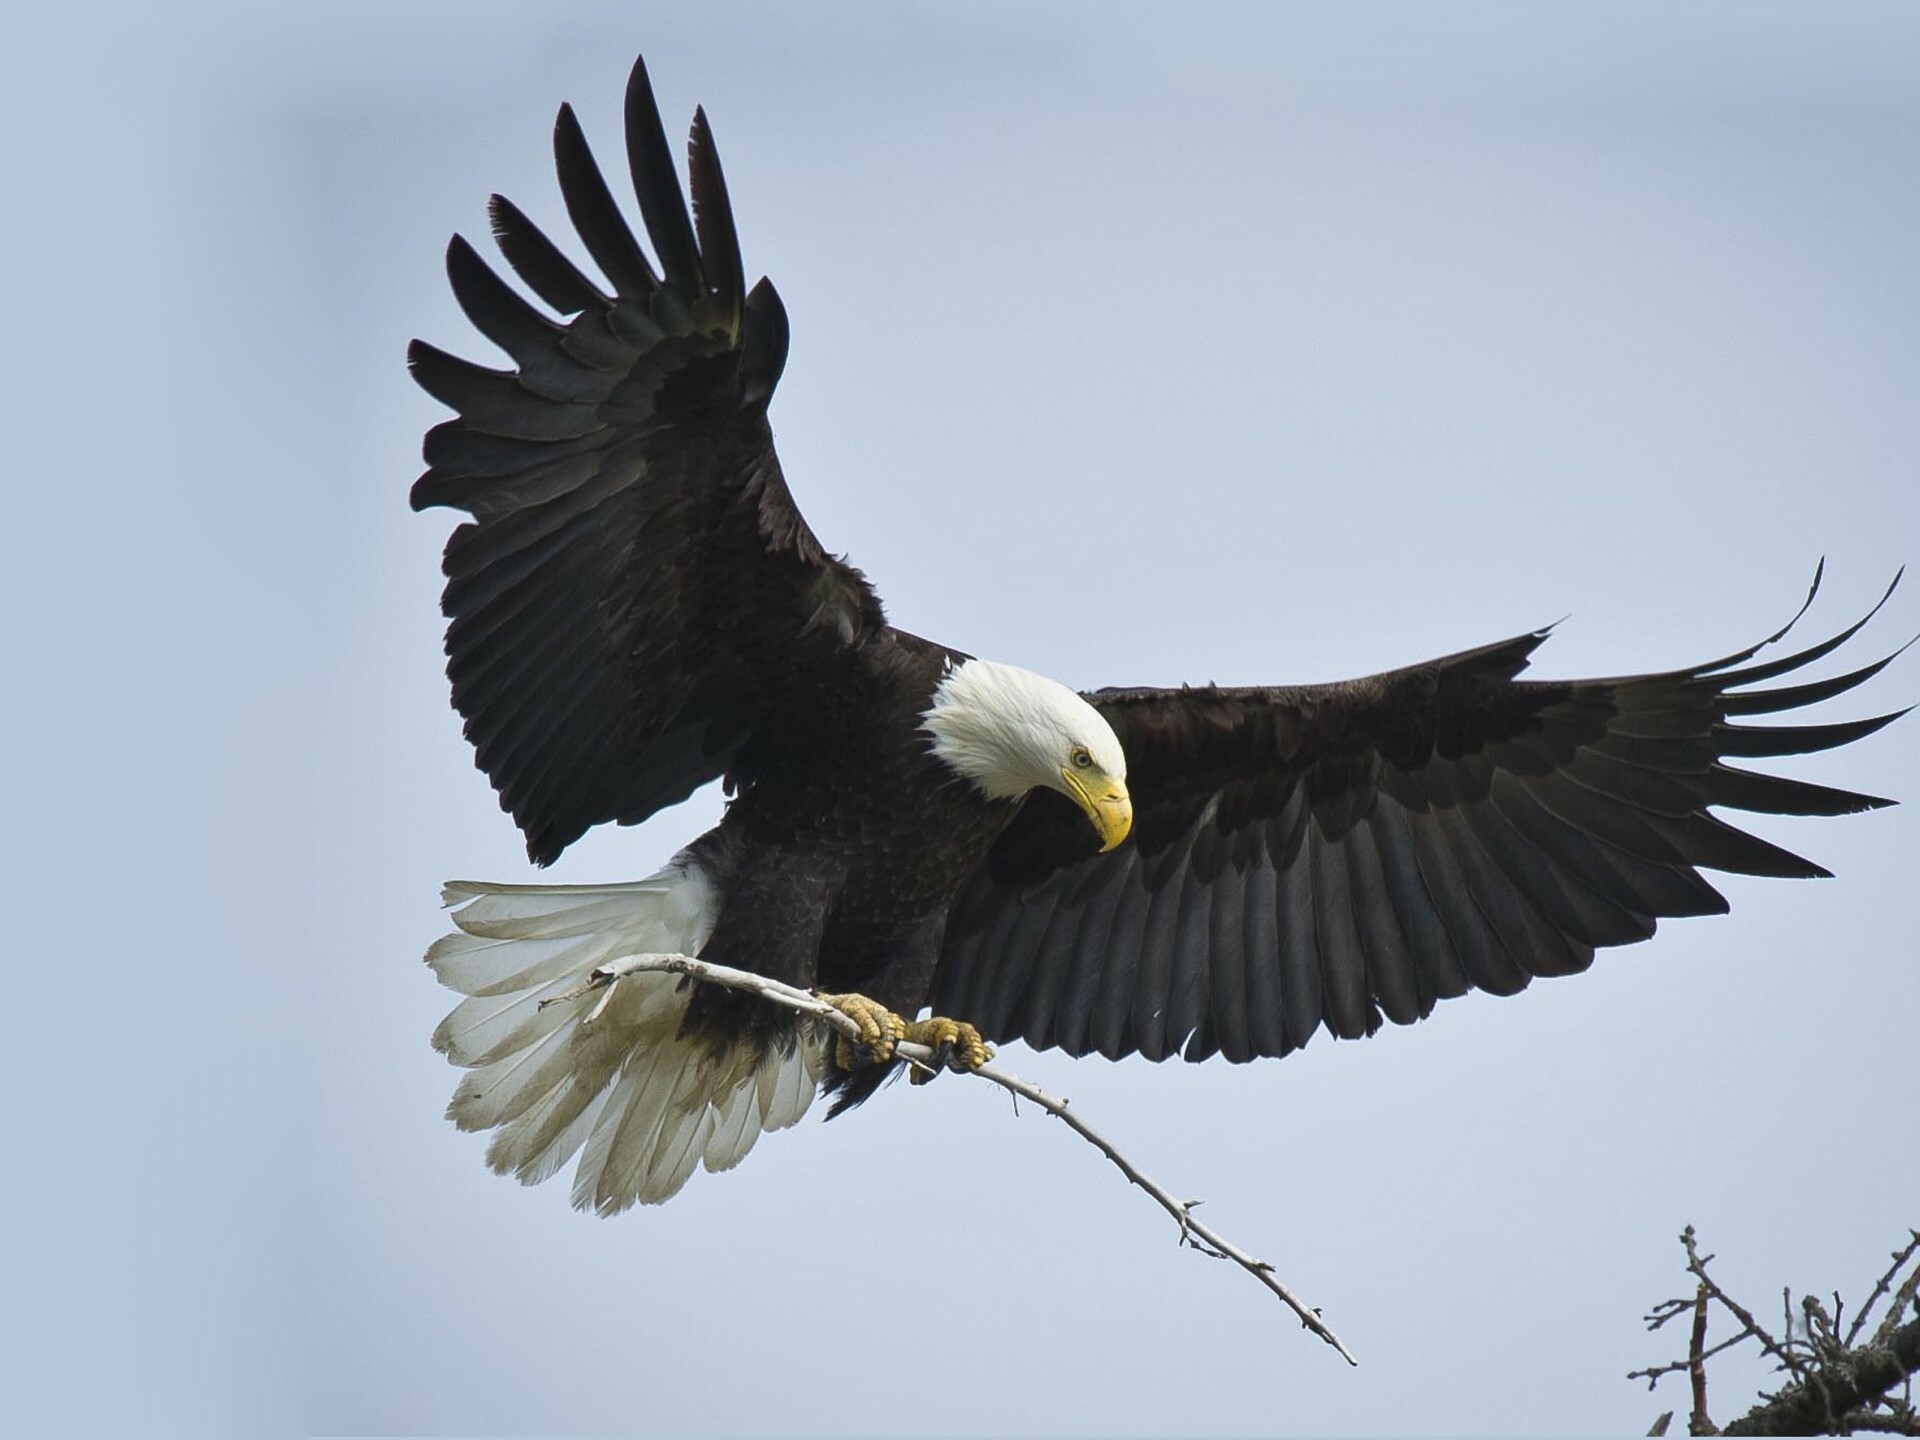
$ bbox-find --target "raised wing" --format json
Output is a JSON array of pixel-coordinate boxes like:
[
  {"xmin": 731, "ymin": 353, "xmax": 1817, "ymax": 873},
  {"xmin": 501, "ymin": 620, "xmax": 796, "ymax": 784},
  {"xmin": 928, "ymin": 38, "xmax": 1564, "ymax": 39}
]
[
  {"xmin": 935, "ymin": 571, "xmax": 1907, "ymax": 1062},
  {"xmin": 411, "ymin": 58, "xmax": 883, "ymax": 864}
]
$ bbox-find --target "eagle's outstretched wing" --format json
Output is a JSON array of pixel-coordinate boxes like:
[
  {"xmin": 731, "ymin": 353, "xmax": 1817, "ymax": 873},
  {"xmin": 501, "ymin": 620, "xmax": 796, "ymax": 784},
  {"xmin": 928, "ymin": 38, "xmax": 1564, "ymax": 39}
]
[
  {"xmin": 410, "ymin": 58, "xmax": 881, "ymax": 864},
  {"xmin": 935, "ymin": 570, "xmax": 1907, "ymax": 1062}
]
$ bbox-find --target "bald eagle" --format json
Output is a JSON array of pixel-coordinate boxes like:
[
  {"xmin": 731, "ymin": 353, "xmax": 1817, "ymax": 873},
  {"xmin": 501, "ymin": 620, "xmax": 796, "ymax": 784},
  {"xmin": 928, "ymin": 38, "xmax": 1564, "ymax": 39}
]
[{"xmin": 411, "ymin": 57, "xmax": 1904, "ymax": 1215}]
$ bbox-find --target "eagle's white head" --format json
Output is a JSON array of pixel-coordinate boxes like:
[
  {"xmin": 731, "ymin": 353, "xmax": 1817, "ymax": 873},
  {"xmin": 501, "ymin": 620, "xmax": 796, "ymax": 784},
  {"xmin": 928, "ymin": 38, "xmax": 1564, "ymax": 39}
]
[{"xmin": 921, "ymin": 658, "xmax": 1133, "ymax": 851}]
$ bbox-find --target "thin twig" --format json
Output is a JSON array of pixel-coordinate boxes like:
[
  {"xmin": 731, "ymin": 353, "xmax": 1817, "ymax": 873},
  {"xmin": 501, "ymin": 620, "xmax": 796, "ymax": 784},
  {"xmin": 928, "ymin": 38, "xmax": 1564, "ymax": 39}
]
[
  {"xmin": 1631, "ymin": 1329, "xmax": 1761, "ymax": 1390},
  {"xmin": 1648, "ymin": 1296, "xmax": 1697, "ymax": 1331},
  {"xmin": 1856, "ymin": 1233, "xmax": 1920, "ymax": 1349},
  {"xmin": 948, "ymin": 1043, "xmax": 1355, "ymax": 1363},
  {"xmin": 1783, "ymin": 1287, "xmax": 1818, "ymax": 1389},
  {"xmin": 564, "ymin": 951, "xmax": 1356, "ymax": 1364}
]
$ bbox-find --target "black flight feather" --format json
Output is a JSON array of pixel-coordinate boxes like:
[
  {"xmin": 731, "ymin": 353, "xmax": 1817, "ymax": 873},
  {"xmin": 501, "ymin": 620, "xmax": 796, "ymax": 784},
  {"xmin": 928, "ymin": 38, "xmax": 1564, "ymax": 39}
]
[{"xmin": 935, "ymin": 579, "xmax": 1904, "ymax": 1063}]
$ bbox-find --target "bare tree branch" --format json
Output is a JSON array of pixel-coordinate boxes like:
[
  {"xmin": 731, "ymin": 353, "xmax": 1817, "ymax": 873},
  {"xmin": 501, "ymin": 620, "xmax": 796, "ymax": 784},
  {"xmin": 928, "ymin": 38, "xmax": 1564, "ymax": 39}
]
[
  {"xmin": 1721, "ymin": 1317, "xmax": 1920, "ymax": 1436},
  {"xmin": 1635, "ymin": 1225, "xmax": 1920, "ymax": 1437},
  {"xmin": 563, "ymin": 951, "xmax": 1357, "ymax": 1365},
  {"xmin": 1831, "ymin": 1415, "xmax": 1920, "ymax": 1436},
  {"xmin": 1675, "ymin": 1227, "xmax": 1804, "ymax": 1381}
]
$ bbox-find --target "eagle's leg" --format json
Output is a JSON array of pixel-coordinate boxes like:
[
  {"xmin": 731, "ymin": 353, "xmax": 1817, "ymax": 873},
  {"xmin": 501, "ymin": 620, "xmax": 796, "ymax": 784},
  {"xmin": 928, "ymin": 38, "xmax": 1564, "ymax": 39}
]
[{"xmin": 899, "ymin": 1015, "xmax": 993, "ymax": 1085}]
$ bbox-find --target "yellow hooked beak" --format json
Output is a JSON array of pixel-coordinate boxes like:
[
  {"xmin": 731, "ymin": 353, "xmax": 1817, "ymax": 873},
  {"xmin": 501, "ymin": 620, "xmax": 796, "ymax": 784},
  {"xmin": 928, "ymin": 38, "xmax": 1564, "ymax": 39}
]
[{"xmin": 1061, "ymin": 767, "xmax": 1133, "ymax": 852}]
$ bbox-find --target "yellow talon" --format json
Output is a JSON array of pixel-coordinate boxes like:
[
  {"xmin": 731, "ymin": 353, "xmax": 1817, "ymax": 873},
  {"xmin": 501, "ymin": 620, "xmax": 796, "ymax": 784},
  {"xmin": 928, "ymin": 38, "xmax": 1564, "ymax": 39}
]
[
  {"xmin": 816, "ymin": 996, "xmax": 993, "ymax": 1081},
  {"xmin": 817, "ymin": 992, "xmax": 907, "ymax": 1070},
  {"xmin": 901, "ymin": 1015, "xmax": 994, "ymax": 1084}
]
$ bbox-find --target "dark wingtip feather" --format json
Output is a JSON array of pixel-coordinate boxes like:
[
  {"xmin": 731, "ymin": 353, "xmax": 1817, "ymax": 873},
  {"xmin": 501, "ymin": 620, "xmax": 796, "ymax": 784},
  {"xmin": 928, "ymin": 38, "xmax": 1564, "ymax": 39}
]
[
  {"xmin": 487, "ymin": 193, "xmax": 607, "ymax": 314},
  {"xmin": 1704, "ymin": 764, "xmax": 1899, "ymax": 817},
  {"xmin": 553, "ymin": 100, "xmax": 659, "ymax": 299},
  {"xmin": 1778, "ymin": 555, "xmax": 1827, "ymax": 644},
  {"xmin": 406, "ymin": 337, "xmax": 460, "ymax": 407},
  {"xmin": 624, "ymin": 54, "xmax": 702, "ymax": 286},
  {"xmin": 445, "ymin": 232, "xmax": 561, "ymax": 360},
  {"xmin": 626, "ymin": 53, "xmax": 654, "ymax": 97},
  {"xmin": 1714, "ymin": 707, "xmax": 1911, "ymax": 759},
  {"xmin": 1700, "ymin": 566, "xmax": 1900, "ymax": 682},
  {"xmin": 408, "ymin": 468, "xmax": 466, "ymax": 513},
  {"xmin": 1794, "ymin": 556, "xmax": 1828, "ymax": 636},
  {"xmin": 1721, "ymin": 642, "xmax": 1914, "ymax": 717},
  {"xmin": 688, "ymin": 105, "xmax": 745, "ymax": 306},
  {"xmin": 1688, "ymin": 560, "xmax": 1828, "ymax": 678}
]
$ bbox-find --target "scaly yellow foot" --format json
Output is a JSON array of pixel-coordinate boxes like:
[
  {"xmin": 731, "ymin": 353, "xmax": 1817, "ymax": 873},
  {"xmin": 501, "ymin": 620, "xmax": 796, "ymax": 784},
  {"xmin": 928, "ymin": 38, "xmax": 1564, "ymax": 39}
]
[
  {"xmin": 901, "ymin": 1015, "xmax": 994, "ymax": 1085},
  {"xmin": 817, "ymin": 991, "xmax": 908, "ymax": 1070}
]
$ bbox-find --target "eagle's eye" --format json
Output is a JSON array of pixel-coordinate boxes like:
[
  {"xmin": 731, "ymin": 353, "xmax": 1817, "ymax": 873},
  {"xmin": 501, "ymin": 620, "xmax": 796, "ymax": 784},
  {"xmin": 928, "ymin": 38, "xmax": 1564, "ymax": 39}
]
[{"xmin": 1071, "ymin": 746, "xmax": 1093, "ymax": 769}]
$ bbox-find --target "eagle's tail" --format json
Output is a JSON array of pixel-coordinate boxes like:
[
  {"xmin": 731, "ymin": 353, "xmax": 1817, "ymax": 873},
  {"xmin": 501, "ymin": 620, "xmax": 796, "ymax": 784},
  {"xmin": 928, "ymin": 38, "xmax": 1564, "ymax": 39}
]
[{"xmin": 424, "ymin": 855, "xmax": 824, "ymax": 1213}]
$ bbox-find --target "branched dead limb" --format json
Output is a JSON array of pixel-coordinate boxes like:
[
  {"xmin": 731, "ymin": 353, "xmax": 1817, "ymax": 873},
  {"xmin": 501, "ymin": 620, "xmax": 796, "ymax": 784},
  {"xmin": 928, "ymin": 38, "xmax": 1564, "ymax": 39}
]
[
  {"xmin": 1632, "ymin": 1224, "xmax": 1920, "ymax": 1436},
  {"xmin": 1679, "ymin": 1226, "xmax": 1805, "ymax": 1380},
  {"xmin": 566, "ymin": 951, "xmax": 1355, "ymax": 1364}
]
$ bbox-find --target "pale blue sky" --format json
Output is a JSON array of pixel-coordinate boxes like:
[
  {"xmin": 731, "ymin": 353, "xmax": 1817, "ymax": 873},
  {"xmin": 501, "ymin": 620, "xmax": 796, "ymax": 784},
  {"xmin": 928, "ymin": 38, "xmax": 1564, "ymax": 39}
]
[{"xmin": 7, "ymin": 3, "xmax": 1917, "ymax": 1435}]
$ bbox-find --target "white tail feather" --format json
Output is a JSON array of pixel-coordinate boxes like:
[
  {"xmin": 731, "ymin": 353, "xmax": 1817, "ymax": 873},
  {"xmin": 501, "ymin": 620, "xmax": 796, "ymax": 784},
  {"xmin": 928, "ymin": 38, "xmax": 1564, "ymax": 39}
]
[{"xmin": 427, "ymin": 858, "xmax": 825, "ymax": 1213}]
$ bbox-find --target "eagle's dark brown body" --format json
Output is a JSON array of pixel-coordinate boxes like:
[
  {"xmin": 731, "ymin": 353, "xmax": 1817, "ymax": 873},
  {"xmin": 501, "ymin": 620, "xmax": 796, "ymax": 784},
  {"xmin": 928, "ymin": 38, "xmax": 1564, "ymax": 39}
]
[{"xmin": 679, "ymin": 630, "xmax": 1019, "ymax": 1107}]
